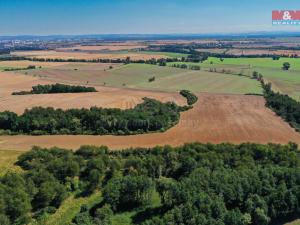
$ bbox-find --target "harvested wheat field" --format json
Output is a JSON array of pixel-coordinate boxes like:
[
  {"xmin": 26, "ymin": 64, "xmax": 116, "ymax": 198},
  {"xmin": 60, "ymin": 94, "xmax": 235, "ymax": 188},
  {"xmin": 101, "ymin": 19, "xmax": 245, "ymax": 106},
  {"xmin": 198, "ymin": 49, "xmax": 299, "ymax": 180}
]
[
  {"xmin": 0, "ymin": 93, "xmax": 299, "ymax": 151},
  {"xmin": 0, "ymin": 72, "xmax": 52, "ymax": 94},
  {"xmin": 57, "ymin": 43, "xmax": 146, "ymax": 51},
  {"xmin": 0, "ymin": 71, "xmax": 185, "ymax": 114},
  {"xmin": 0, "ymin": 60, "xmax": 70, "ymax": 69},
  {"xmin": 12, "ymin": 50, "xmax": 169, "ymax": 60}
]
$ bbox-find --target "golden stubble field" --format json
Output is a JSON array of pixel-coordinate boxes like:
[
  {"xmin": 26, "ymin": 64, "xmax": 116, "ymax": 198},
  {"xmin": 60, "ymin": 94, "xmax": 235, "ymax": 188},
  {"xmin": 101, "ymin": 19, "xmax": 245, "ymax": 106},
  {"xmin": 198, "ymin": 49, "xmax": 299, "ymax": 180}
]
[
  {"xmin": 57, "ymin": 42, "xmax": 147, "ymax": 51},
  {"xmin": 11, "ymin": 50, "xmax": 168, "ymax": 60},
  {"xmin": 0, "ymin": 71, "xmax": 185, "ymax": 114}
]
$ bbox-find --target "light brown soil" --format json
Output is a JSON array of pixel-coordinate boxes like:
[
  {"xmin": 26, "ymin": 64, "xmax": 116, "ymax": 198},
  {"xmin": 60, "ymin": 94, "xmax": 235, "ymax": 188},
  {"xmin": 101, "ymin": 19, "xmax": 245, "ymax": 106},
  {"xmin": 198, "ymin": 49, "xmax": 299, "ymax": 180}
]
[
  {"xmin": 0, "ymin": 72, "xmax": 185, "ymax": 114},
  {"xmin": 0, "ymin": 93, "xmax": 299, "ymax": 151},
  {"xmin": 0, "ymin": 60, "xmax": 70, "ymax": 68},
  {"xmin": 57, "ymin": 44, "xmax": 146, "ymax": 51},
  {"xmin": 11, "ymin": 50, "xmax": 168, "ymax": 60}
]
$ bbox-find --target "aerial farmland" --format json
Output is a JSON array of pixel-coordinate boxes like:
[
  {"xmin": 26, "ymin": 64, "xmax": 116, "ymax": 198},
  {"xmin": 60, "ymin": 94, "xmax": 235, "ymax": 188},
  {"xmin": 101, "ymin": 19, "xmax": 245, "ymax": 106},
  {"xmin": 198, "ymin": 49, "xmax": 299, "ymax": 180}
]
[{"xmin": 1, "ymin": 1, "xmax": 300, "ymax": 225}]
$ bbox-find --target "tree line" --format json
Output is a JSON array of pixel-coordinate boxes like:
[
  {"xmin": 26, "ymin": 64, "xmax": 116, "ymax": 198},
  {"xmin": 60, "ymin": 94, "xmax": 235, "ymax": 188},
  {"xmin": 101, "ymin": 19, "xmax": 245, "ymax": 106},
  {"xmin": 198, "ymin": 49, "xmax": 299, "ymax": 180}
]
[
  {"xmin": 262, "ymin": 80, "xmax": 300, "ymax": 132},
  {"xmin": 171, "ymin": 63, "xmax": 201, "ymax": 70},
  {"xmin": 0, "ymin": 49, "xmax": 10, "ymax": 55},
  {"xmin": 3, "ymin": 65, "xmax": 36, "ymax": 72},
  {"xmin": 0, "ymin": 98, "xmax": 187, "ymax": 135},
  {"xmin": 1, "ymin": 142, "xmax": 300, "ymax": 224},
  {"xmin": 12, "ymin": 83, "xmax": 97, "ymax": 95},
  {"xmin": 0, "ymin": 55, "xmax": 181, "ymax": 64}
]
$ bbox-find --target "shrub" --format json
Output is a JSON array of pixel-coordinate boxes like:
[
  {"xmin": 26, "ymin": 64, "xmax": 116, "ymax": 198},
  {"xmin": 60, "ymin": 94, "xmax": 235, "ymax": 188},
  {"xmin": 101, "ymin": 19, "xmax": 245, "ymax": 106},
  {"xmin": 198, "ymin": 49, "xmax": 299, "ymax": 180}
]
[
  {"xmin": 12, "ymin": 83, "xmax": 97, "ymax": 95},
  {"xmin": 179, "ymin": 90, "xmax": 198, "ymax": 105}
]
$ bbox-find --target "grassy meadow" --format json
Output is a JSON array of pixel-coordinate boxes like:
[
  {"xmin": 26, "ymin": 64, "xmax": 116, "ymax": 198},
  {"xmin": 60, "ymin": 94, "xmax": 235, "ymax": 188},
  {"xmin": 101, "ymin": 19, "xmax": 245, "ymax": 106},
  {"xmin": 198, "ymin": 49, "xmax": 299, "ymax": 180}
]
[
  {"xmin": 171, "ymin": 57, "xmax": 300, "ymax": 100},
  {"xmin": 21, "ymin": 63, "xmax": 262, "ymax": 94},
  {"xmin": 0, "ymin": 150, "xmax": 23, "ymax": 176},
  {"xmin": 14, "ymin": 56, "xmax": 300, "ymax": 98},
  {"xmin": 107, "ymin": 64, "xmax": 262, "ymax": 94},
  {"xmin": 137, "ymin": 50, "xmax": 188, "ymax": 58},
  {"xmin": 41, "ymin": 192, "xmax": 102, "ymax": 225}
]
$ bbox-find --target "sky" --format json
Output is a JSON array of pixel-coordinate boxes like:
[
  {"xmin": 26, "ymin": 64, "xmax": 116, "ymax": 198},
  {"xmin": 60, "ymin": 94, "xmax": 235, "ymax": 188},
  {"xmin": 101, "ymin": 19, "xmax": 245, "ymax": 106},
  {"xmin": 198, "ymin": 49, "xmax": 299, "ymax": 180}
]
[{"xmin": 0, "ymin": 0, "xmax": 300, "ymax": 35}]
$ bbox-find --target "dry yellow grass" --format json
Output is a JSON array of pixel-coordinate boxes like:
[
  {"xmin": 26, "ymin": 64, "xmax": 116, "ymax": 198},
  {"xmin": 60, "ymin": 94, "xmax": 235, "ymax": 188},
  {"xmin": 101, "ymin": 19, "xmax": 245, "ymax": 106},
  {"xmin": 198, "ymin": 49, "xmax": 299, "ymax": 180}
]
[
  {"xmin": 12, "ymin": 50, "xmax": 168, "ymax": 60},
  {"xmin": 0, "ymin": 71, "xmax": 185, "ymax": 114},
  {"xmin": 285, "ymin": 219, "xmax": 300, "ymax": 225},
  {"xmin": 0, "ymin": 60, "xmax": 69, "ymax": 68},
  {"xmin": 0, "ymin": 150, "xmax": 22, "ymax": 176},
  {"xmin": 57, "ymin": 44, "xmax": 146, "ymax": 51}
]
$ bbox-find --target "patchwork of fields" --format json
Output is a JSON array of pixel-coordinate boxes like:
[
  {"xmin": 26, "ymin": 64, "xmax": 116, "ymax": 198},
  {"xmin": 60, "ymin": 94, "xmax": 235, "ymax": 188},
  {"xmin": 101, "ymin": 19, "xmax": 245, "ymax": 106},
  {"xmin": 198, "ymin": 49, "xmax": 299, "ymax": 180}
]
[
  {"xmin": 172, "ymin": 57, "xmax": 300, "ymax": 100},
  {"xmin": 11, "ymin": 49, "xmax": 184, "ymax": 60},
  {"xmin": 21, "ymin": 63, "xmax": 262, "ymax": 94},
  {"xmin": 1, "ymin": 48, "xmax": 300, "ymax": 225},
  {"xmin": 0, "ymin": 55, "xmax": 299, "ymax": 150}
]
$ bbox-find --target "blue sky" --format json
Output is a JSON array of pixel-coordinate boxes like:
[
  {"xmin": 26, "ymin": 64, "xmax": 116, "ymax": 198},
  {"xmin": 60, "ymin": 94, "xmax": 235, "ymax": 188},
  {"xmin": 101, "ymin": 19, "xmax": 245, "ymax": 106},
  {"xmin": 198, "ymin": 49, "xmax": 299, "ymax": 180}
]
[{"xmin": 0, "ymin": 0, "xmax": 299, "ymax": 35}]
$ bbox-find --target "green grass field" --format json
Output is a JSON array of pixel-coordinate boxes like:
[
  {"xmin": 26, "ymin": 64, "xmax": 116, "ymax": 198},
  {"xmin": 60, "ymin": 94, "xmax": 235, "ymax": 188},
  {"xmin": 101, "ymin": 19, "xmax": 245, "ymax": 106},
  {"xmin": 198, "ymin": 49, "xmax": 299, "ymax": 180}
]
[
  {"xmin": 168, "ymin": 57, "xmax": 300, "ymax": 100},
  {"xmin": 40, "ymin": 192, "xmax": 102, "ymax": 225},
  {"xmin": 208, "ymin": 57, "xmax": 300, "ymax": 100},
  {"xmin": 205, "ymin": 57, "xmax": 300, "ymax": 70},
  {"xmin": 111, "ymin": 190, "xmax": 161, "ymax": 225},
  {"xmin": 0, "ymin": 150, "xmax": 22, "ymax": 176},
  {"xmin": 19, "ymin": 56, "xmax": 300, "ymax": 97},
  {"xmin": 105, "ymin": 64, "xmax": 262, "ymax": 94},
  {"xmin": 137, "ymin": 51, "xmax": 188, "ymax": 58},
  {"xmin": 98, "ymin": 50, "xmax": 188, "ymax": 58},
  {"xmin": 0, "ymin": 66, "xmax": 11, "ymax": 71}
]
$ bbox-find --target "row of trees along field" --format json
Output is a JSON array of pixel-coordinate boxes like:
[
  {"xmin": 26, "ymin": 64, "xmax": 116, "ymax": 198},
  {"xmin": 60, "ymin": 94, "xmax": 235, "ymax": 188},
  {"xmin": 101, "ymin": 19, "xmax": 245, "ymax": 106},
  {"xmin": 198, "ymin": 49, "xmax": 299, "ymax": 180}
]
[
  {"xmin": 0, "ymin": 98, "xmax": 186, "ymax": 135},
  {"xmin": 0, "ymin": 55, "xmax": 182, "ymax": 64},
  {"xmin": 1, "ymin": 142, "xmax": 300, "ymax": 225},
  {"xmin": 143, "ymin": 44, "xmax": 300, "ymax": 58},
  {"xmin": 3, "ymin": 65, "xmax": 36, "ymax": 71},
  {"xmin": 262, "ymin": 80, "xmax": 300, "ymax": 132},
  {"xmin": 12, "ymin": 83, "xmax": 97, "ymax": 95}
]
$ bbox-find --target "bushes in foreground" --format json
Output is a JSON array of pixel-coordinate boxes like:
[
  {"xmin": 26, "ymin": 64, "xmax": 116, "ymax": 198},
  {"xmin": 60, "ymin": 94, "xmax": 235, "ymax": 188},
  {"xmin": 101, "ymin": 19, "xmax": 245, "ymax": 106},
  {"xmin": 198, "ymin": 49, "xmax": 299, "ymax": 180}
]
[
  {"xmin": 2, "ymin": 142, "xmax": 300, "ymax": 224},
  {"xmin": 12, "ymin": 83, "xmax": 97, "ymax": 95}
]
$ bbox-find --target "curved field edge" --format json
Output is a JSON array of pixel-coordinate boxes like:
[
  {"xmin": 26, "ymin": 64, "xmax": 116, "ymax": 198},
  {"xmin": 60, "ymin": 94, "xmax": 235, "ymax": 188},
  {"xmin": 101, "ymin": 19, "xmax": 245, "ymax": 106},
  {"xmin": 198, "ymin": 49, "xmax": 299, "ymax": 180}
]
[{"xmin": 0, "ymin": 93, "xmax": 299, "ymax": 151}]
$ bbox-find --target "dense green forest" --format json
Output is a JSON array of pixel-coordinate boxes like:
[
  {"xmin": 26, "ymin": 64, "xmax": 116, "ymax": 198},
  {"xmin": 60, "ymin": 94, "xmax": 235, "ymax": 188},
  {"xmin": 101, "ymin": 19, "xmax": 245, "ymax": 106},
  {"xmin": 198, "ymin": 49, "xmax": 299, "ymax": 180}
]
[
  {"xmin": 0, "ymin": 98, "xmax": 185, "ymax": 135},
  {"xmin": 12, "ymin": 83, "xmax": 97, "ymax": 95},
  {"xmin": 1, "ymin": 142, "xmax": 300, "ymax": 225},
  {"xmin": 262, "ymin": 81, "xmax": 300, "ymax": 132}
]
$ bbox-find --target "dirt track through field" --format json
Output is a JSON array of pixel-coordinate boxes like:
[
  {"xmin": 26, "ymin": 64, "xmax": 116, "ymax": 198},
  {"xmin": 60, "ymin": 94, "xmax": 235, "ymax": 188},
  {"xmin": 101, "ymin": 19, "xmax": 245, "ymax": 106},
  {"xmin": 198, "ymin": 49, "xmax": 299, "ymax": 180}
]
[{"xmin": 0, "ymin": 93, "xmax": 299, "ymax": 151}]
